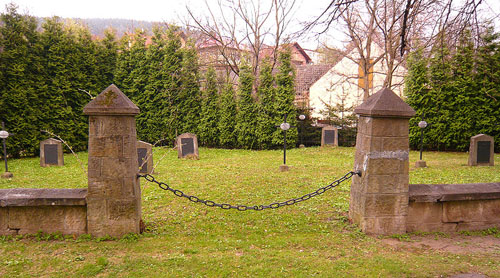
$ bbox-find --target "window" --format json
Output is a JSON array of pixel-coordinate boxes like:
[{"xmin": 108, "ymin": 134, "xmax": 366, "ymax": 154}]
[{"xmin": 358, "ymin": 59, "xmax": 374, "ymax": 89}]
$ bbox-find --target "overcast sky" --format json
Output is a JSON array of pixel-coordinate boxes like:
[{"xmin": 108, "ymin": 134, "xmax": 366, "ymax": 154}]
[{"xmin": 1, "ymin": 0, "xmax": 499, "ymax": 50}]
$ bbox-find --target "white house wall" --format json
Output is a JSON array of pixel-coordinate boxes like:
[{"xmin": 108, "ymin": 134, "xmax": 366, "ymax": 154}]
[{"xmin": 309, "ymin": 45, "xmax": 406, "ymax": 119}]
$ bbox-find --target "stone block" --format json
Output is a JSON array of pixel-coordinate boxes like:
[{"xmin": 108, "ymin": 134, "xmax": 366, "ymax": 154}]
[
  {"xmin": 0, "ymin": 208, "xmax": 7, "ymax": 231},
  {"xmin": 407, "ymin": 202, "xmax": 442, "ymax": 225},
  {"xmin": 88, "ymin": 135, "xmax": 123, "ymax": 157},
  {"xmin": 361, "ymin": 216, "xmax": 407, "ymax": 235},
  {"xmin": 365, "ymin": 157, "xmax": 405, "ymax": 175},
  {"xmin": 107, "ymin": 199, "xmax": 138, "ymax": 220},
  {"xmin": 363, "ymin": 194, "xmax": 408, "ymax": 217},
  {"xmin": 9, "ymin": 207, "xmax": 65, "ymax": 234},
  {"xmin": 87, "ymin": 157, "xmax": 102, "ymax": 178},
  {"xmin": 366, "ymin": 118, "xmax": 409, "ymax": 137},
  {"xmin": 363, "ymin": 174, "xmax": 409, "ymax": 194},
  {"xmin": 100, "ymin": 157, "xmax": 137, "ymax": 178},
  {"xmin": 63, "ymin": 206, "xmax": 87, "ymax": 234},
  {"xmin": 443, "ymin": 199, "xmax": 500, "ymax": 223},
  {"xmin": 87, "ymin": 178, "xmax": 123, "ymax": 198},
  {"xmin": 406, "ymin": 222, "xmax": 457, "ymax": 233}
]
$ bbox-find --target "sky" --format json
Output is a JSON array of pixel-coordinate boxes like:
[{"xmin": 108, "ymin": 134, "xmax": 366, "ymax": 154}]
[{"xmin": 1, "ymin": 0, "xmax": 499, "ymax": 50}]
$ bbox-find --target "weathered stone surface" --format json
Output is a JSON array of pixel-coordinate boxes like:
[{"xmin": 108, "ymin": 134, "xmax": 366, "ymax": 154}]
[
  {"xmin": 0, "ymin": 208, "xmax": 8, "ymax": 231},
  {"xmin": 350, "ymin": 88, "xmax": 411, "ymax": 235},
  {"xmin": 40, "ymin": 138, "xmax": 64, "ymax": 167},
  {"xmin": 468, "ymin": 134, "xmax": 494, "ymax": 166},
  {"xmin": 354, "ymin": 88, "xmax": 416, "ymax": 118},
  {"xmin": 361, "ymin": 216, "xmax": 407, "ymax": 235},
  {"xmin": 83, "ymin": 84, "xmax": 139, "ymax": 116},
  {"xmin": 364, "ymin": 194, "xmax": 409, "ymax": 217},
  {"xmin": 7, "ymin": 206, "xmax": 86, "ymax": 235},
  {"xmin": 443, "ymin": 199, "xmax": 500, "ymax": 223},
  {"xmin": 407, "ymin": 202, "xmax": 442, "ymax": 225},
  {"xmin": 362, "ymin": 174, "xmax": 409, "ymax": 194},
  {"xmin": 408, "ymin": 184, "xmax": 500, "ymax": 232},
  {"xmin": 0, "ymin": 188, "xmax": 87, "ymax": 207},
  {"xmin": 409, "ymin": 183, "xmax": 500, "ymax": 202},
  {"xmin": 86, "ymin": 85, "xmax": 141, "ymax": 237}
]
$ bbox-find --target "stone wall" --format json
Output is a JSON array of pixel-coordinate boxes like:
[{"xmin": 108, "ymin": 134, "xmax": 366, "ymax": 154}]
[
  {"xmin": 0, "ymin": 188, "xmax": 87, "ymax": 235},
  {"xmin": 407, "ymin": 183, "xmax": 500, "ymax": 232}
]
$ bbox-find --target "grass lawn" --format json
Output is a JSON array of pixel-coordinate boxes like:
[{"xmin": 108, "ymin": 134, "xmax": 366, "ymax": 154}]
[{"xmin": 0, "ymin": 147, "xmax": 499, "ymax": 277}]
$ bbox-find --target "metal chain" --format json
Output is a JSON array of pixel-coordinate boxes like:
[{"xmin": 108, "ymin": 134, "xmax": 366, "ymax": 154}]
[{"xmin": 138, "ymin": 170, "xmax": 361, "ymax": 211}]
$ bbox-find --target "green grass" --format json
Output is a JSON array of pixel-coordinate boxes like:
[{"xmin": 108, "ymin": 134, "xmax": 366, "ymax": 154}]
[{"xmin": 0, "ymin": 147, "xmax": 499, "ymax": 277}]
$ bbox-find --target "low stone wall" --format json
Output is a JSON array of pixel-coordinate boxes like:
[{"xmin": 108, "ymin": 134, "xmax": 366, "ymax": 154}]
[
  {"xmin": 408, "ymin": 183, "xmax": 500, "ymax": 232},
  {"xmin": 0, "ymin": 188, "xmax": 87, "ymax": 235}
]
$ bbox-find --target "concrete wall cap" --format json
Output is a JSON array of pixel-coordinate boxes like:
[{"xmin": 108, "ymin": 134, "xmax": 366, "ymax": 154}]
[
  {"xmin": 354, "ymin": 88, "xmax": 416, "ymax": 118},
  {"xmin": 409, "ymin": 183, "xmax": 500, "ymax": 202},
  {"xmin": 83, "ymin": 84, "xmax": 139, "ymax": 116},
  {"xmin": 0, "ymin": 188, "xmax": 87, "ymax": 207}
]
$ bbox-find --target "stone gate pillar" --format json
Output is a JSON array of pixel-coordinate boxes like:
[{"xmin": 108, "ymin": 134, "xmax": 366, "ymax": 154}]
[
  {"xmin": 349, "ymin": 88, "xmax": 415, "ymax": 235},
  {"xmin": 83, "ymin": 84, "xmax": 141, "ymax": 237}
]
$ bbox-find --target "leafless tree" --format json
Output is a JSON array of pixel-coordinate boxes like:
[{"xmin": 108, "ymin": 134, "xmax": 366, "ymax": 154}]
[{"xmin": 185, "ymin": 0, "xmax": 297, "ymax": 81}]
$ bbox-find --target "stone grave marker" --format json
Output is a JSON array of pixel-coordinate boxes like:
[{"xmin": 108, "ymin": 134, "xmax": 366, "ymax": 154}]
[
  {"xmin": 177, "ymin": 133, "xmax": 199, "ymax": 159},
  {"xmin": 40, "ymin": 138, "xmax": 64, "ymax": 167},
  {"xmin": 468, "ymin": 134, "xmax": 494, "ymax": 166},
  {"xmin": 321, "ymin": 126, "xmax": 338, "ymax": 147},
  {"xmin": 137, "ymin": 140, "xmax": 153, "ymax": 174}
]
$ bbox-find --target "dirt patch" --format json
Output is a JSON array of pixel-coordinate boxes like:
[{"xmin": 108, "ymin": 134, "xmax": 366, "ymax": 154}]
[{"xmin": 381, "ymin": 233, "xmax": 500, "ymax": 254}]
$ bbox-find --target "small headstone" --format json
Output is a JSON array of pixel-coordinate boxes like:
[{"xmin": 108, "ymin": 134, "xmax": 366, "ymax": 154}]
[
  {"xmin": 137, "ymin": 140, "xmax": 153, "ymax": 174},
  {"xmin": 321, "ymin": 126, "xmax": 338, "ymax": 147},
  {"xmin": 40, "ymin": 138, "xmax": 64, "ymax": 167},
  {"xmin": 177, "ymin": 133, "xmax": 199, "ymax": 159},
  {"xmin": 468, "ymin": 134, "xmax": 494, "ymax": 166}
]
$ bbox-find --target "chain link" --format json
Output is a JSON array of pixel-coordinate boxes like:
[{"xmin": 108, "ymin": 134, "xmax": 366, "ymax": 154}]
[{"xmin": 139, "ymin": 171, "xmax": 360, "ymax": 211}]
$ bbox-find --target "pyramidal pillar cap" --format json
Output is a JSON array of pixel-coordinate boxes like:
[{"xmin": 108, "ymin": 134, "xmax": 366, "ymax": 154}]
[
  {"xmin": 83, "ymin": 84, "xmax": 139, "ymax": 116},
  {"xmin": 354, "ymin": 88, "xmax": 415, "ymax": 118}
]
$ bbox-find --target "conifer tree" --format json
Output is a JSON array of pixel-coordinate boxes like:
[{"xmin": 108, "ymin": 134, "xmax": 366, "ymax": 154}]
[
  {"xmin": 96, "ymin": 28, "xmax": 117, "ymax": 90},
  {"xmin": 426, "ymin": 37, "xmax": 453, "ymax": 151},
  {"xmin": 404, "ymin": 46, "xmax": 430, "ymax": 149},
  {"xmin": 272, "ymin": 49, "xmax": 298, "ymax": 147},
  {"xmin": 178, "ymin": 41, "xmax": 201, "ymax": 135},
  {"xmin": 235, "ymin": 62, "xmax": 258, "ymax": 149},
  {"xmin": 255, "ymin": 60, "xmax": 276, "ymax": 149},
  {"xmin": 448, "ymin": 30, "xmax": 478, "ymax": 150},
  {"xmin": 218, "ymin": 81, "xmax": 237, "ymax": 148},
  {"xmin": 199, "ymin": 67, "xmax": 219, "ymax": 147},
  {"xmin": 0, "ymin": 3, "xmax": 42, "ymax": 156},
  {"xmin": 476, "ymin": 26, "xmax": 500, "ymax": 151}
]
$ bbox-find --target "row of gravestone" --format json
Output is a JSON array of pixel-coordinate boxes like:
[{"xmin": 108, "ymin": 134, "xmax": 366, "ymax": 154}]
[
  {"xmin": 38, "ymin": 131, "xmax": 495, "ymax": 169},
  {"xmin": 39, "ymin": 133, "xmax": 201, "ymax": 173}
]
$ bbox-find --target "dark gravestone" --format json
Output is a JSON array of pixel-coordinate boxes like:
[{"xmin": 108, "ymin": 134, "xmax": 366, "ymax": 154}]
[
  {"xmin": 324, "ymin": 130, "xmax": 335, "ymax": 145},
  {"xmin": 468, "ymin": 134, "xmax": 494, "ymax": 166},
  {"xmin": 137, "ymin": 147, "xmax": 148, "ymax": 174},
  {"xmin": 477, "ymin": 141, "xmax": 491, "ymax": 164},
  {"xmin": 136, "ymin": 140, "xmax": 153, "ymax": 174},
  {"xmin": 321, "ymin": 126, "xmax": 338, "ymax": 147},
  {"xmin": 44, "ymin": 144, "xmax": 59, "ymax": 165},
  {"xmin": 181, "ymin": 138, "xmax": 194, "ymax": 157},
  {"xmin": 40, "ymin": 138, "xmax": 64, "ymax": 167},
  {"xmin": 177, "ymin": 133, "xmax": 199, "ymax": 159}
]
